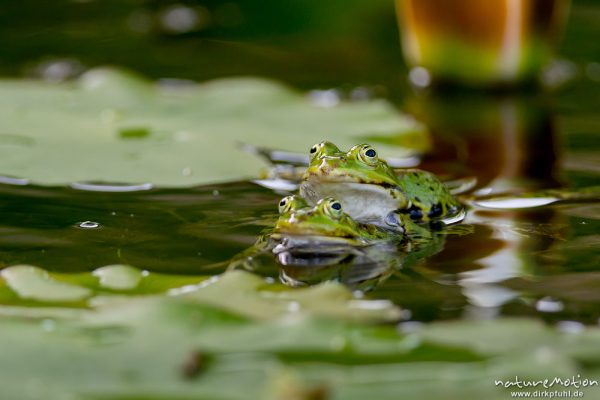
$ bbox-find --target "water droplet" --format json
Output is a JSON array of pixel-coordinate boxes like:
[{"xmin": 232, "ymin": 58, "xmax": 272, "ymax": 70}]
[
  {"xmin": 212, "ymin": 190, "xmax": 220, "ymax": 196},
  {"xmin": 264, "ymin": 277, "xmax": 275, "ymax": 284},
  {"xmin": 308, "ymin": 89, "xmax": 340, "ymax": 108},
  {"xmin": 182, "ymin": 167, "xmax": 193, "ymax": 176},
  {"xmin": 78, "ymin": 221, "xmax": 100, "ymax": 229},
  {"xmin": 0, "ymin": 175, "xmax": 29, "ymax": 186},
  {"xmin": 70, "ymin": 181, "xmax": 153, "ymax": 192},
  {"xmin": 287, "ymin": 301, "xmax": 300, "ymax": 312},
  {"xmin": 536, "ymin": 297, "xmax": 564, "ymax": 313},
  {"xmin": 409, "ymin": 67, "xmax": 431, "ymax": 88}
]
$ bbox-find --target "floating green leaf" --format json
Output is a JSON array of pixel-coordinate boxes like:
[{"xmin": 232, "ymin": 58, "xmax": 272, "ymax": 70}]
[
  {"xmin": 0, "ymin": 68, "xmax": 426, "ymax": 187},
  {"xmin": 0, "ymin": 265, "xmax": 91, "ymax": 302},
  {"xmin": 92, "ymin": 264, "xmax": 144, "ymax": 290}
]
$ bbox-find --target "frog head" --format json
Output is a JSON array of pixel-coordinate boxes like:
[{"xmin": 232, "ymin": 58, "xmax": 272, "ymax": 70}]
[
  {"xmin": 277, "ymin": 194, "xmax": 309, "ymax": 217},
  {"xmin": 308, "ymin": 141, "xmax": 344, "ymax": 163},
  {"xmin": 301, "ymin": 143, "xmax": 409, "ymax": 226},
  {"xmin": 274, "ymin": 196, "xmax": 385, "ymax": 240},
  {"xmin": 304, "ymin": 143, "xmax": 400, "ymax": 187}
]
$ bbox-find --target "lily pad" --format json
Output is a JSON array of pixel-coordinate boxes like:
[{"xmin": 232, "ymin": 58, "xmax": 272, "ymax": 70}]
[
  {"xmin": 0, "ymin": 68, "xmax": 426, "ymax": 187},
  {"xmin": 0, "ymin": 265, "xmax": 91, "ymax": 302},
  {"xmin": 183, "ymin": 270, "xmax": 403, "ymax": 323},
  {"xmin": 92, "ymin": 264, "xmax": 144, "ymax": 290},
  {"xmin": 1, "ymin": 275, "xmax": 600, "ymax": 400}
]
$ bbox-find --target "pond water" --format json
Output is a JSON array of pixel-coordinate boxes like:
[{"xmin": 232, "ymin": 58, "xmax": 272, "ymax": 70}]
[{"xmin": 0, "ymin": 0, "xmax": 599, "ymax": 326}]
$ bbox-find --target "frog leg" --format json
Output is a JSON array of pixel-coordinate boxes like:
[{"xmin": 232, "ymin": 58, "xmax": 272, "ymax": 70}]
[{"xmin": 227, "ymin": 234, "xmax": 272, "ymax": 272}]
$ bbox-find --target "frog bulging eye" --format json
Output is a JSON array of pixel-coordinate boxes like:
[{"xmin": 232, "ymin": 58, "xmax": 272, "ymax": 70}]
[
  {"xmin": 357, "ymin": 145, "xmax": 379, "ymax": 165},
  {"xmin": 309, "ymin": 141, "xmax": 341, "ymax": 162},
  {"xmin": 318, "ymin": 197, "xmax": 344, "ymax": 219},
  {"xmin": 308, "ymin": 143, "xmax": 321, "ymax": 161},
  {"xmin": 278, "ymin": 196, "xmax": 294, "ymax": 214}
]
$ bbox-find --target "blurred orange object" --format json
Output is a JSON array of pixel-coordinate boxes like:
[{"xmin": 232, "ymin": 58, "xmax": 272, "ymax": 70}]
[{"xmin": 396, "ymin": 0, "xmax": 571, "ymax": 87}]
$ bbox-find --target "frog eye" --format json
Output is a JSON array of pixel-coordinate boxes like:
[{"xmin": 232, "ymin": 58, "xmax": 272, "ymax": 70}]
[
  {"xmin": 358, "ymin": 145, "xmax": 379, "ymax": 165},
  {"xmin": 319, "ymin": 197, "xmax": 344, "ymax": 219},
  {"xmin": 309, "ymin": 143, "xmax": 322, "ymax": 161},
  {"xmin": 309, "ymin": 141, "xmax": 340, "ymax": 161},
  {"xmin": 278, "ymin": 196, "xmax": 294, "ymax": 214}
]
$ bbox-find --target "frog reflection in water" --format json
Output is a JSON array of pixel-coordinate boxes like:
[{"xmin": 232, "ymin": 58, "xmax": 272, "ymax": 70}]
[
  {"xmin": 300, "ymin": 141, "xmax": 463, "ymax": 229},
  {"xmin": 229, "ymin": 195, "xmax": 444, "ymax": 290}
]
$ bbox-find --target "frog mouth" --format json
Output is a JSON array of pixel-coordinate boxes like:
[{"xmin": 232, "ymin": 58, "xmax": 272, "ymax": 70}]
[
  {"xmin": 304, "ymin": 173, "xmax": 396, "ymax": 188},
  {"xmin": 270, "ymin": 233, "xmax": 368, "ymax": 251}
]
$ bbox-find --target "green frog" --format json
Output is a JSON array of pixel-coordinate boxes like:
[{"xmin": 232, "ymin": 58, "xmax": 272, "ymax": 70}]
[
  {"xmin": 272, "ymin": 195, "xmax": 393, "ymax": 247},
  {"xmin": 229, "ymin": 194, "xmax": 453, "ymax": 290},
  {"xmin": 300, "ymin": 141, "xmax": 463, "ymax": 229},
  {"xmin": 228, "ymin": 195, "xmax": 404, "ymax": 283}
]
